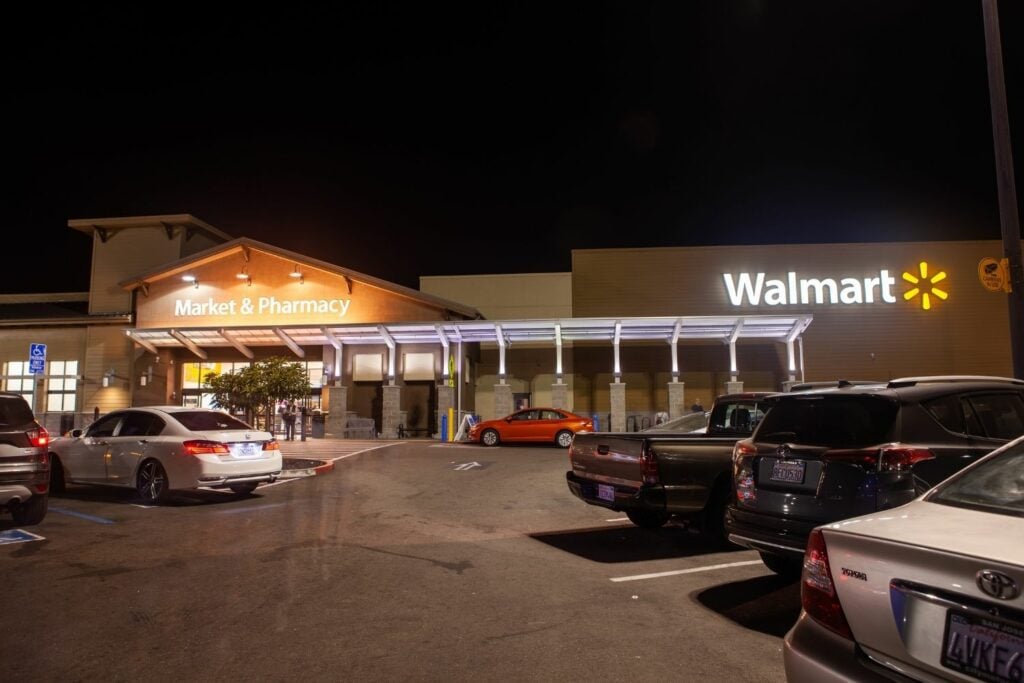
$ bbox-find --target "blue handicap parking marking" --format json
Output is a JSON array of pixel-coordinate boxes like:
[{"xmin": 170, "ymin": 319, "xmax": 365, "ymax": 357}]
[
  {"xmin": 0, "ymin": 529, "xmax": 45, "ymax": 545},
  {"xmin": 49, "ymin": 506, "xmax": 116, "ymax": 525}
]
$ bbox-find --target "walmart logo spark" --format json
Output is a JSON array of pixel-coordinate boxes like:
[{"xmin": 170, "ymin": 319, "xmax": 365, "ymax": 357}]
[{"xmin": 902, "ymin": 261, "xmax": 948, "ymax": 310}]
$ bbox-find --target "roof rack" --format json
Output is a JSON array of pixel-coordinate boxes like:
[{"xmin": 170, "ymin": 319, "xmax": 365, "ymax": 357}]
[
  {"xmin": 788, "ymin": 380, "xmax": 883, "ymax": 392},
  {"xmin": 887, "ymin": 375, "xmax": 1024, "ymax": 388}
]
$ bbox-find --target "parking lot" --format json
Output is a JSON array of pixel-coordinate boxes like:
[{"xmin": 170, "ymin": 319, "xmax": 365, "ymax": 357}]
[{"xmin": 1, "ymin": 441, "xmax": 798, "ymax": 682}]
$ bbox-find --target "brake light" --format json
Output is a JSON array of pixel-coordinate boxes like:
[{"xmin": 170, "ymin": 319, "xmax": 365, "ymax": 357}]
[
  {"xmin": 801, "ymin": 529, "xmax": 853, "ymax": 640},
  {"xmin": 262, "ymin": 440, "xmax": 280, "ymax": 451},
  {"xmin": 878, "ymin": 447, "xmax": 934, "ymax": 472},
  {"xmin": 183, "ymin": 440, "xmax": 230, "ymax": 455},
  {"xmin": 732, "ymin": 439, "xmax": 756, "ymax": 464},
  {"xmin": 640, "ymin": 445, "xmax": 659, "ymax": 485},
  {"xmin": 27, "ymin": 426, "xmax": 49, "ymax": 448},
  {"xmin": 733, "ymin": 440, "xmax": 757, "ymax": 504}
]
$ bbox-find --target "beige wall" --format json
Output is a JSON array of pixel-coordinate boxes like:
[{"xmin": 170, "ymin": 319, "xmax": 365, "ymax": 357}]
[
  {"xmin": 0, "ymin": 327, "xmax": 88, "ymax": 415},
  {"xmin": 89, "ymin": 228, "xmax": 184, "ymax": 314},
  {"xmin": 81, "ymin": 326, "xmax": 134, "ymax": 415},
  {"xmin": 420, "ymin": 272, "xmax": 572, "ymax": 320},
  {"xmin": 573, "ymin": 240, "xmax": 1015, "ymax": 383}
]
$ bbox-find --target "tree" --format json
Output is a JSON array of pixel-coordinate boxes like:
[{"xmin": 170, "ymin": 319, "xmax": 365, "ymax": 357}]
[{"xmin": 205, "ymin": 357, "xmax": 310, "ymax": 429}]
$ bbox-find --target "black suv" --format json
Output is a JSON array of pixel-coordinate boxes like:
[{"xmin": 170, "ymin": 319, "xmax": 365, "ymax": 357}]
[
  {"xmin": 0, "ymin": 393, "xmax": 50, "ymax": 525},
  {"xmin": 725, "ymin": 376, "xmax": 1024, "ymax": 577}
]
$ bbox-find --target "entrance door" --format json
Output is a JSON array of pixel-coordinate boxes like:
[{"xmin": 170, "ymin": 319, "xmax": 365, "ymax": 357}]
[
  {"xmin": 403, "ymin": 381, "xmax": 436, "ymax": 435},
  {"xmin": 352, "ymin": 382, "xmax": 383, "ymax": 436}
]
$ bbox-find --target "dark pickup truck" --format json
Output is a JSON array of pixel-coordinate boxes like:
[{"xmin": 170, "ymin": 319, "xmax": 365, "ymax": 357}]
[{"xmin": 565, "ymin": 393, "xmax": 770, "ymax": 540}]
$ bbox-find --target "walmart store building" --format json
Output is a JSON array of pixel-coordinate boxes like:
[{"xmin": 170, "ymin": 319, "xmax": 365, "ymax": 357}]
[{"xmin": 0, "ymin": 215, "xmax": 1016, "ymax": 436}]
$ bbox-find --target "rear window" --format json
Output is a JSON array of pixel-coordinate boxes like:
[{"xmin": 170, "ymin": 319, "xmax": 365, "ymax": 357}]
[
  {"xmin": 927, "ymin": 439, "xmax": 1024, "ymax": 518},
  {"xmin": 173, "ymin": 411, "xmax": 252, "ymax": 431},
  {"xmin": 0, "ymin": 396, "xmax": 35, "ymax": 427},
  {"xmin": 709, "ymin": 401, "xmax": 765, "ymax": 435},
  {"xmin": 755, "ymin": 395, "xmax": 898, "ymax": 448}
]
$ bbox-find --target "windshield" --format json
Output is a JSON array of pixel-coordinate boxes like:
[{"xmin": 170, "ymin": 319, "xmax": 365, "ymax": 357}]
[
  {"xmin": 754, "ymin": 395, "xmax": 898, "ymax": 448},
  {"xmin": 927, "ymin": 438, "xmax": 1024, "ymax": 518},
  {"xmin": 173, "ymin": 411, "xmax": 253, "ymax": 432},
  {"xmin": 647, "ymin": 411, "xmax": 708, "ymax": 433},
  {"xmin": 0, "ymin": 396, "xmax": 35, "ymax": 427}
]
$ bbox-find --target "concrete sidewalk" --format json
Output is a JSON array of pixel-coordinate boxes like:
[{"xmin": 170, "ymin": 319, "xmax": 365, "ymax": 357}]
[{"xmin": 278, "ymin": 439, "xmax": 403, "ymax": 478}]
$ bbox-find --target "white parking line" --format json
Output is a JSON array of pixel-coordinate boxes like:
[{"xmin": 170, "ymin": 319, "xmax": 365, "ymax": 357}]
[
  {"xmin": 609, "ymin": 560, "xmax": 764, "ymax": 583},
  {"xmin": 325, "ymin": 443, "xmax": 401, "ymax": 462},
  {"xmin": 605, "ymin": 517, "xmax": 629, "ymax": 522}
]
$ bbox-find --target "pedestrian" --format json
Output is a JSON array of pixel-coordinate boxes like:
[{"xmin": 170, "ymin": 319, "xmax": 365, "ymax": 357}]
[
  {"xmin": 690, "ymin": 398, "xmax": 705, "ymax": 413},
  {"xmin": 283, "ymin": 401, "xmax": 297, "ymax": 440}
]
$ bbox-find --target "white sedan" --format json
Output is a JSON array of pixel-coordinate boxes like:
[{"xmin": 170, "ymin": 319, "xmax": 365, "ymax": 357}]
[
  {"xmin": 50, "ymin": 407, "xmax": 282, "ymax": 503},
  {"xmin": 785, "ymin": 434, "xmax": 1024, "ymax": 682}
]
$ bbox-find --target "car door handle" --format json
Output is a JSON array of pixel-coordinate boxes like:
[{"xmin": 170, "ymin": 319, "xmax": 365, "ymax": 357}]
[{"xmin": 137, "ymin": 439, "xmax": 148, "ymax": 445}]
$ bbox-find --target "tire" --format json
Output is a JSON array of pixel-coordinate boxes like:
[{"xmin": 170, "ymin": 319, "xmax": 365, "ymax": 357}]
[
  {"xmin": 555, "ymin": 430, "xmax": 574, "ymax": 448},
  {"xmin": 136, "ymin": 459, "xmax": 170, "ymax": 504},
  {"xmin": 626, "ymin": 509, "xmax": 670, "ymax": 530},
  {"xmin": 229, "ymin": 482, "xmax": 259, "ymax": 496},
  {"xmin": 702, "ymin": 478, "xmax": 735, "ymax": 547},
  {"xmin": 49, "ymin": 454, "xmax": 66, "ymax": 494},
  {"xmin": 481, "ymin": 429, "xmax": 500, "ymax": 447},
  {"xmin": 759, "ymin": 551, "xmax": 803, "ymax": 580},
  {"xmin": 11, "ymin": 493, "xmax": 48, "ymax": 525}
]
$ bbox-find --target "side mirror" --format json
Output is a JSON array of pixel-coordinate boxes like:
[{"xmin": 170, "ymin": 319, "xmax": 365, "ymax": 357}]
[
  {"xmin": 70, "ymin": 428, "xmax": 85, "ymax": 438},
  {"xmin": 506, "ymin": 417, "xmax": 513, "ymax": 423}
]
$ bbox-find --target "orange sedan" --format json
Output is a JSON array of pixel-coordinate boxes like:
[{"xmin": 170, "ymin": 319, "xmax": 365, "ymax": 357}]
[{"xmin": 469, "ymin": 408, "xmax": 594, "ymax": 448}]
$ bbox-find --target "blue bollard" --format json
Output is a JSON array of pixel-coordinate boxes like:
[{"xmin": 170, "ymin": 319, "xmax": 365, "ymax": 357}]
[
  {"xmin": 591, "ymin": 413, "xmax": 600, "ymax": 432},
  {"xmin": 441, "ymin": 414, "xmax": 448, "ymax": 442}
]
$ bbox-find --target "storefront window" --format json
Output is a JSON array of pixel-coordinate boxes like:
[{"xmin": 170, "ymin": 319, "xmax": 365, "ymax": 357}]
[
  {"xmin": 182, "ymin": 361, "xmax": 251, "ymax": 407},
  {"xmin": 46, "ymin": 360, "xmax": 79, "ymax": 412},
  {"xmin": 2, "ymin": 361, "xmax": 36, "ymax": 405}
]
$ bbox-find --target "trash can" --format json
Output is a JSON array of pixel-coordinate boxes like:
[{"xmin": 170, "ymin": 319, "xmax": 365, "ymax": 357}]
[{"xmin": 311, "ymin": 413, "xmax": 326, "ymax": 438}]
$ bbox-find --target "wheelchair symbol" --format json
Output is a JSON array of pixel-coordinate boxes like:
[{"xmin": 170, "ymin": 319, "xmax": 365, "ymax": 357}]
[{"xmin": 29, "ymin": 343, "xmax": 46, "ymax": 359}]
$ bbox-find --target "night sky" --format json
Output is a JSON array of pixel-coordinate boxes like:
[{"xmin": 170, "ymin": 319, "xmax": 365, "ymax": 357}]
[{"xmin": 6, "ymin": 2, "xmax": 1023, "ymax": 294}]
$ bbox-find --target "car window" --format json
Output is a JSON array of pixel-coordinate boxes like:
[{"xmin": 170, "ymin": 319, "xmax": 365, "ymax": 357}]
[
  {"xmin": 0, "ymin": 396, "xmax": 35, "ymax": 427},
  {"xmin": 927, "ymin": 439, "xmax": 1024, "ymax": 518},
  {"xmin": 540, "ymin": 410, "xmax": 562, "ymax": 420},
  {"xmin": 172, "ymin": 411, "xmax": 252, "ymax": 431},
  {"xmin": 754, "ymin": 396, "xmax": 898, "ymax": 447},
  {"xmin": 511, "ymin": 410, "xmax": 536, "ymax": 421},
  {"xmin": 962, "ymin": 393, "xmax": 1024, "ymax": 441},
  {"xmin": 923, "ymin": 394, "xmax": 967, "ymax": 434},
  {"xmin": 709, "ymin": 402, "xmax": 765, "ymax": 433},
  {"xmin": 118, "ymin": 412, "xmax": 166, "ymax": 437},
  {"xmin": 648, "ymin": 411, "xmax": 708, "ymax": 432},
  {"xmin": 87, "ymin": 414, "xmax": 122, "ymax": 438}
]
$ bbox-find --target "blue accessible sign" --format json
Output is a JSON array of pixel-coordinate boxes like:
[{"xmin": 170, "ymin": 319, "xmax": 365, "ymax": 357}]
[
  {"xmin": 0, "ymin": 529, "xmax": 45, "ymax": 545},
  {"xmin": 28, "ymin": 343, "xmax": 46, "ymax": 375}
]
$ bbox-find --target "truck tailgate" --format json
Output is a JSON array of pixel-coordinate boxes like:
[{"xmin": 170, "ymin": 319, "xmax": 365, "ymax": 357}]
[{"xmin": 569, "ymin": 433, "xmax": 648, "ymax": 487}]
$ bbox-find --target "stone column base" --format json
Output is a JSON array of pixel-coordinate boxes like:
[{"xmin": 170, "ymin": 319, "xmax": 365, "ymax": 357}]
[
  {"xmin": 325, "ymin": 386, "xmax": 348, "ymax": 438},
  {"xmin": 493, "ymin": 383, "xmax": 513, "ymax": 418},
  {"xmin": 551, "ymin": 382, "xmax": 569, "ymax": 410},
  {"xmin": 726, "ymin": 380, "xmax": 744, "ymax": 395},
  {"xmin": 437, "ymin": 384, "xmax": 454, "ymax": 439},
  {"xmin": 610, "ymin": 382, "xmax": 626, "ymax": 432},
  {"xmin": 667, "ymin": 381, "xmax": 686, "ymax": 419},
  {"xmin": 382, "ymin": 384, "xmax": 401, "ymax": 439}
]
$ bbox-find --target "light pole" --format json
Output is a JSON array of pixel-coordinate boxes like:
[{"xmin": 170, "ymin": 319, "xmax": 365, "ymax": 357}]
[{"xmin": 981, "ymin": 0, "xmax": 1024, "ymax": 379}]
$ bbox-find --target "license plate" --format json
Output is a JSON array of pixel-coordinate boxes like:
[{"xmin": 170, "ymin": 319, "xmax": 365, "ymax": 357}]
[
  {"xmin": 231, "ymin": 442, "xmax": 260, "ymax": 458},
  {"xmin": 942, "ymin": 611, "xmax": 1024, "ymax": 683},
  {"xmin": 597, "ymin": 484, "xmax": 616, "ymax": 502},
  {"xmin": 770, "ymin": 460, "xmax": 806, "ymax": 484}
]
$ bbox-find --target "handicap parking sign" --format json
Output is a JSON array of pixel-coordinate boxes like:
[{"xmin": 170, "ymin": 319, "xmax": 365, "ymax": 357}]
[{"xmin": 29, "ymin": 343, "xmax": 46, "ymax": 359}]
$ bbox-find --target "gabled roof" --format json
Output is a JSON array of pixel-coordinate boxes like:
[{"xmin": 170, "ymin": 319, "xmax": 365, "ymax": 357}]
[
  {"xmin": 68, "ymin": 214, "xmax": 232, "ymax": 243},
  {"xmin": 117, "ymin": 237, "xmax": 483, "ymax": 320}
]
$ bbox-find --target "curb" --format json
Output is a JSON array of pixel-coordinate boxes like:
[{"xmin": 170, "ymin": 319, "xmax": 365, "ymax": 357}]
[{"xmin": 279, "ymin": 458, "xmax": 335, "ymax": 479}]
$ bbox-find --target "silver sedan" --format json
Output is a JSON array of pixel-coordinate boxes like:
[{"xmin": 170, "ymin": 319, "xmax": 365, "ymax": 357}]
[{"xmin": 49, "ymin": 407, "xmax": 282, "ymax": 503}]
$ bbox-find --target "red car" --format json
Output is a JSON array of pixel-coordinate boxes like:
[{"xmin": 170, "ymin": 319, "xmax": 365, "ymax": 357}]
[{"xmin": 469, "ymin": 408, "xmax": 594, "ymax": 448}]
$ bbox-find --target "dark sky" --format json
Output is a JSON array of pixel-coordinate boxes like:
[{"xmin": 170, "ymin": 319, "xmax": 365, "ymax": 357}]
[{"xmin": 6, "ymin": 1, "xmax": 1023, "ymax": 294}]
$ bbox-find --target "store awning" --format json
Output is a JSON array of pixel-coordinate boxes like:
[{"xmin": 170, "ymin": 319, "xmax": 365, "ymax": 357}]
[{"xmin": 124, "ymin": 314, "xmax": 813, "ymax": 356}]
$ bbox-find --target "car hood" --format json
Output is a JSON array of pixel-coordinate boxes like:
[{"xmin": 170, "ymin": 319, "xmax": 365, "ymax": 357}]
[{"xmin": 825, "ymin": 499, "xmax": 1024, "ymax": 567}]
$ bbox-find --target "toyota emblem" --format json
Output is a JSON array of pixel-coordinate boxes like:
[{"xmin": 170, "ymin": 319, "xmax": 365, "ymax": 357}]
[
  {"xmin": 776, "ymin": 444, "xmax": 791, "ymax": 459},
  {"xmin": 976, "ymin": 570, "xmax": 1020, "ymax": 600}
]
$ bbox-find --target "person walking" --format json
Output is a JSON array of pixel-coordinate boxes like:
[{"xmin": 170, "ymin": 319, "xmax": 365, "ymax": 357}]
[
  {"xmin": 283, "ymin": 401, "xmax": 297, "ymax": 441},
  {"xmin": 690, "ymin": 398, "xmax": 705, "ymax": 413}
]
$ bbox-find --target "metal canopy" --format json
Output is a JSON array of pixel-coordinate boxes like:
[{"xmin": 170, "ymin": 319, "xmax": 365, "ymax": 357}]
[{"xmin": 125, "ymin": 315, "xmax": 813, "ymax": 357}]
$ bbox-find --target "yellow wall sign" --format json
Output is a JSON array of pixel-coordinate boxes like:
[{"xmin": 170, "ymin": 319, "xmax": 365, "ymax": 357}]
[
  {"xmin": 978, "ymin": 257, "xmax": 1011, "ymax": 293},
  {"xmin": 902, "ymin": 261, "xmax": 948, "ymax": 311}
]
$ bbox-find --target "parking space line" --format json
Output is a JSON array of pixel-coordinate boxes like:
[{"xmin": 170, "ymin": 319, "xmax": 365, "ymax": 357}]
[
  {"xmin": 605, "ymin": 517, "xmax": 629, "ymax": 522},
  {"xmin": 215, "ymin": 503, "xmax": 288, "ymax": 514},
  {"xmin": 326, "ymin": 443, "xmax": 401, "ymax": 462},
  {"xmin": 609, "ymin": 559, "xmax": 764, "ymax": 582},
  {"xmin": 49, "ymin": 506, "xmax": 116, "ymax": 525}
]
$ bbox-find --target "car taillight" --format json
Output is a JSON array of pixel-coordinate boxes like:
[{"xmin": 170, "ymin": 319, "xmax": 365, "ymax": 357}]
[
  {"xmin": 732, "ymin": 439, "xmax": 756, "ymax": 464},
  {"xmin": 183, "ymin": 440, "xmax": 230, "ymax": 455},
  {"xmin": 801, "ymin": 529, "xmax": 853, "ymax": 640},
  {"xmin": 640, "ymin": 445, "xmax": 659, "ymax": 485},
  {"xmin": 878, "ymin": 447, "xmax": 934, "ymax": 472},
  {"xmin": 823, "ymin": 445, "xmax": 935, "ymax": 473},
  {"xmin": 27, "ymin": 426, "xmax": 49, "ymax": 448},
  {"xmin": 262, "ymin": 440, "xmax": 280, "ymax": 451}
]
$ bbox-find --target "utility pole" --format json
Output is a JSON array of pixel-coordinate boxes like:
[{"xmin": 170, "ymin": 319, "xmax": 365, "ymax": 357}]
[{"xmin": 981, "ymin": 0, "xmax": 1024, "ymax": 379}]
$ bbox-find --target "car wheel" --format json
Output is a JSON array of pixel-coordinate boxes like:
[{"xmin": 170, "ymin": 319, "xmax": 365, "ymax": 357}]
[
  {"xmin": 137, "ymin": 459, "xmax": 170, "ymax": 504},
  {"xmin": 626, "ymin": 509, "xmax": 669, "ymax": 530},
  {"xmin": 759, "ymin": 551, "xmax": 803, "ymax": 580},
  {"xmin": 481, "ymin": 429, "xmax": 500, "ymax": 447},
  {"xmin": 229, "ymin": 482, "xmax": 259, "ymax": 496},
  {"xmin": 555, "ymin": 430, "xmax": 574, "ymax": 448},
  {"xmin": 49, "ymin": 454, "xmax": 66, "ymax": 494},
  {"xmin": 10, "ymin": 493, "xmax": 48, "ymax": 525}
]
